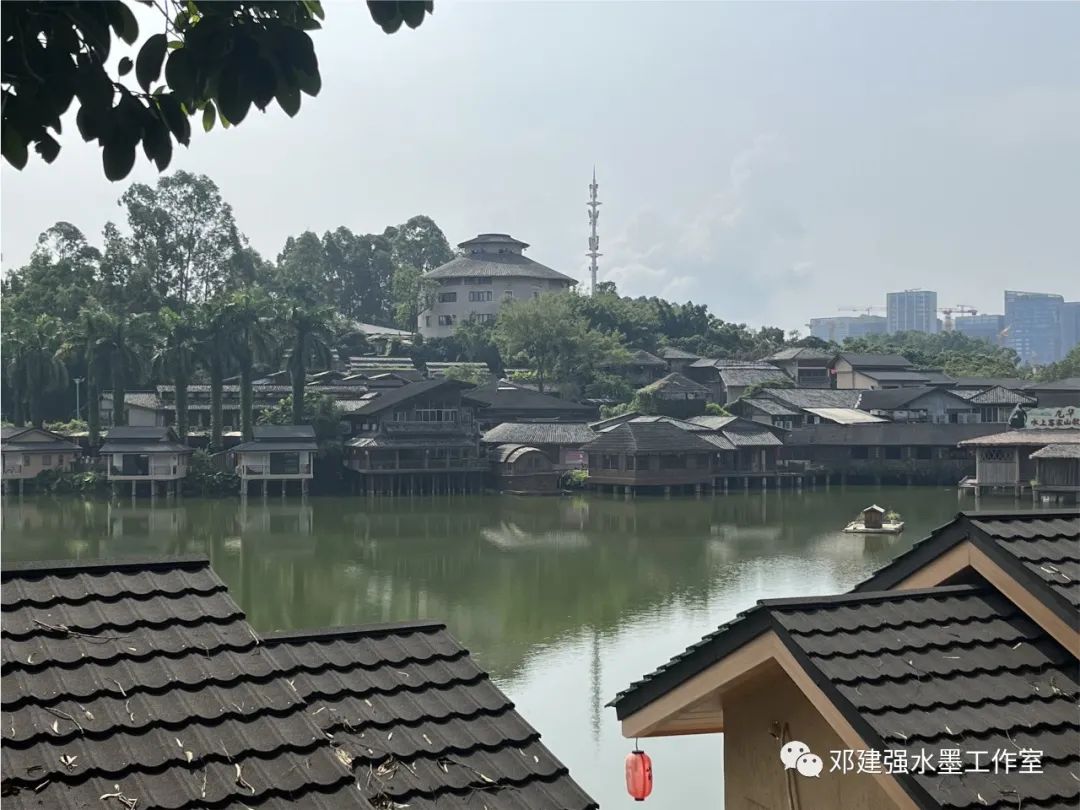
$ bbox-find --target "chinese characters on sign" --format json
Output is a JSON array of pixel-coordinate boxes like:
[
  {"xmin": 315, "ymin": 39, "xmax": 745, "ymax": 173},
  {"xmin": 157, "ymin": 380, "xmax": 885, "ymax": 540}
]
[
  {"xmin": 829, "ymin": 748, "xmax": 1044, "ymax": 776},
  {"xmin": 1025, "ymin": 406, "xmax": 1079, "ymax": 429}
]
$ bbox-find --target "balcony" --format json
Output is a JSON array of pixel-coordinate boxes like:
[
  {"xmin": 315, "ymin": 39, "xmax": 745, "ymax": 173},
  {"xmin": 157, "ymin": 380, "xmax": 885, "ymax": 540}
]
[{"xmin": 382, "ymin": 421, "xmax": 471, "ymax": 435}]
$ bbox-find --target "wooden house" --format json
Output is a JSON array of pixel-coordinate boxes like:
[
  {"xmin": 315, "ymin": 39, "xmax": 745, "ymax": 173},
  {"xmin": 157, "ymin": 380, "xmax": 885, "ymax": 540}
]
[
  {"xmin": 230, "ymin": 424, "xmax": 318, "ymax": 496},
  {"xmin": 481, "ymin": 422, "xmax": 596, "ymax": 468},
  {"xmin": 952, "ymin": 385, "xmax": 1038, "ymax": 423},
  {"xmin": 855, "ymin": 386, "xmax": 980, "ymax": 423},
  {"xmin": 610, "ymin": 511, "xmax": 1079, "ymax": 810},
  {"xmin": 686, "ymin": 359, "xmax": 791, "ymax": 404},
  {"xmin": 343, "ymin": 378, "xmax": 486, "ymax": 495},
  {"xmin": 98, "ymin": 426, "xmax": 191, "ymax": 497},
  {"xmin": 636, "ymin": 372, "xmax": 710, "ymax": 418},
  {"xmin": 657, "ymin": 346, "xmax": 700, "ymax": 374},
  {"xmin": 601, "ymin": 349, "xmax": 669, "ymax": 387},
  {"xmin": 764, "ymin": 347, "xmax": 833, "ymax": 388},
  {"xmin": 463, "ymin": 379, "xmax": 596, "ymax": 430},
  {"xmin": 581, "ymin": 421, "xmax": 717, "ymax": 494},
  {"xmin": 830, "ymin": 353, "xmax": 921, "ymax": 390},
  {"xmin": 490, "ymin": 444, "xmax": 559, "ymax": 494},
  {"xmin": 960, "ymin": 427, "xmax": 1080, "ymax": 495},
  {"xmin": 1030, "ymin": 443, "xmax": 1080, "ymax": 503},
  {"xmin": 1, "ymin": 427, "xmax": 82, "ymax": 493}
]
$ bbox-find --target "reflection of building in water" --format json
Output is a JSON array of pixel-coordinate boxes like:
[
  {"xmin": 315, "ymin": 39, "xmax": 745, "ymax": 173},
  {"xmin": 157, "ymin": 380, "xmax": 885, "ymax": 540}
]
[
  {"xmin": 481, "ymin": 521, "xmax": 589, "ymax": 550},
  {"xmin": 106, "ymin": 503, "xmax": 188, "ymax": 554}
]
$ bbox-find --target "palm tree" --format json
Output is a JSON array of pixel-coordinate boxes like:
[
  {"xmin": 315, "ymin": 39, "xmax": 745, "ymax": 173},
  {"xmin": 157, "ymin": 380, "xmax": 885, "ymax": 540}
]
[
  {"xmin": 94, "ymin": 310, "xmax": 152, "ymax": 427},
  {"xmin": 5, "ymin": 314, "xmax": 68, "ymax": 428},
  {"xmin": 152, "ymin": 308, "xmax": 198, "ymax": 441},
  {"xmin": 284, "ymin": 305, "xmax": 336, "ymax": 425},
  {"xmin": 223, "ymin": 289, "xmax": 276, "ymax": 440},
  {"xmin": 196, "ymin": 298, "xmax": 233, "ymax": 452},
  {"xmin": 58, "ymin": 306, "xmax": 109, "ymax": 445}
]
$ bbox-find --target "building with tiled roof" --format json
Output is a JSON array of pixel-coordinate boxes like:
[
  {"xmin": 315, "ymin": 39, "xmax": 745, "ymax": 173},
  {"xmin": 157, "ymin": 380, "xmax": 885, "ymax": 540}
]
[
  {"xmin": 0, "ymin": 556, "xmax": 597, "ymax": 810},
  {"xmin": 1, "ymin": 427, "xmax": 82, "ymax": 491},
  {"xmin": 609, "ymin": 511, "xmax": 1079, "ymax": 810}
]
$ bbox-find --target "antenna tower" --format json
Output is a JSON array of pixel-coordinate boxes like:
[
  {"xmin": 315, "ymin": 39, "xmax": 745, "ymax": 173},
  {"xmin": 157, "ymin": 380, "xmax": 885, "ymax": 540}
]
[{"xmin": 587, "ymin": 168, "xmax": 601, "ymax": 294}]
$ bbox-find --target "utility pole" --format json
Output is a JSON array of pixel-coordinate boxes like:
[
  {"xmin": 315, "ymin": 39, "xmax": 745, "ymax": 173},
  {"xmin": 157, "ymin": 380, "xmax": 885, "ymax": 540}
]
[
  {"xmin": 74, "ymin": 377, "xmax": 84, "ymax": 422},
  {"xmin": 587, "ymin": 167, "xmax": 601, "ymax": 294}
]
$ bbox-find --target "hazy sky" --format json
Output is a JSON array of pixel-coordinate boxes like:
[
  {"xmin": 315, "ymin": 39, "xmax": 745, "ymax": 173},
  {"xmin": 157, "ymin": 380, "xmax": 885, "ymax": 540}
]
[{"xmin": 2, "ymin": 2, "xmax": 1078, "ymax": 330}]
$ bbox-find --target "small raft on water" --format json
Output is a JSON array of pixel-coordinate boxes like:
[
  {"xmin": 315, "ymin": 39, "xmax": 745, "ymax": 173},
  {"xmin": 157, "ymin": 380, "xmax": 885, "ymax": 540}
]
[{"xmin": 843, "ymin": 504, "xmax": 905, "ymax": 534}]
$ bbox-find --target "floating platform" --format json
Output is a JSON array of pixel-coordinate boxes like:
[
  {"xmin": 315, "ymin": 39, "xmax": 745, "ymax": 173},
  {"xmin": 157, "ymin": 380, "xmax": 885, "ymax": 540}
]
[{"xmin": 843, "ymin": 521, "xmax": 905, "ymax": 535}]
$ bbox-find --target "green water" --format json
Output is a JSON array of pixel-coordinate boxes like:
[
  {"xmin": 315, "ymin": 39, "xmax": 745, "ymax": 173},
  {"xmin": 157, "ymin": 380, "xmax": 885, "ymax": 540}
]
[{"xmin": 0, "ymin": 487, "xmax": 1057, "ymax": 807}]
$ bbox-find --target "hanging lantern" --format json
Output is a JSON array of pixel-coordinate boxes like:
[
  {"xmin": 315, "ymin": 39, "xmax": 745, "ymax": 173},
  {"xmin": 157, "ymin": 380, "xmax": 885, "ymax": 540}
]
[{"xmin": 625, "ymin": 748, "xmax": 653, "ymax": 801}]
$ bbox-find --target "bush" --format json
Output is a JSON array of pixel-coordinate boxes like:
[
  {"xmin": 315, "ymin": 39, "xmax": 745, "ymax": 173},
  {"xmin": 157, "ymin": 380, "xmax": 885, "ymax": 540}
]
[
  {"xmin": 562, "ymin": 469, "xmax": 588, "ymax": 489},
  {"xmin": 705, "ymin": 403, "xmax": 731, "ymax": 416},
  {"xmin": 34, "ymin": 468, "xmax": 107, "ymax": 495},
  {"xmin": 182, "ymin": 450, "xmax": 241, "ymax": 497}
]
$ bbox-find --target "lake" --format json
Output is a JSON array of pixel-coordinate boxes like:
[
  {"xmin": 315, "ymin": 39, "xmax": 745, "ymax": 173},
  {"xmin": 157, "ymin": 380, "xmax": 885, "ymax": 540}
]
[{"xmin": 0, "ymin": 486, "xmax": 1056, "ymax": 807}]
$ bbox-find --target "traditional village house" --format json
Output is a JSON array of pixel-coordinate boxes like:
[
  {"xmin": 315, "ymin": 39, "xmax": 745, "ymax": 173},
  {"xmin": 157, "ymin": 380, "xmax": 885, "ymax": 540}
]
[
  {"xmin": 98, "ymin": 426, "xmax": 191, "ymax": 497},
  {"xmin": 1030, "ymin": 444, "xmax": 1080, "ymax": 504},
  {"xmin": 1024, "ymin": 377, "xmax": 1080, "ymax": 407},
  {"xmin": 830, "ymin": 352, "xmax": 924, "ymax": 389},
  {"xmin": 1, "ymin": 427, "xmax": 82, "ymax": 494},
  {"xmin": 601, "ymin": 349, "xmax": 669, "ymax": 387},
  {"xmin": 952, "ymin": 385, "xmax": 1038, "ymax": 422},
  {"xmin": 855, "ymin": 386, "xmax": 981, "ymax": 423},
  {"xmin": 230, "ymin": 424, "xmax": 318, "ymax": 497},
  {"xmin": 782, "ymin": 422, "xmax": 1001, "ymax": 485},
  {"xmin": 609, "ymin": 511, "xmax": 1080, "ymax": 810},
  {"xmin": 636, "ymin": 372, "xmax": 711, "ymax": 418},
  {"xmin": 342, "ymin": 378, "xmax": 486, "ymax": 495},
  {"xmin": 481, "ymin": 422, "xmax": 596, "ymax": 468},
  {"xmin": 686, "ymin": 359, "xmax": 792, "ymax": 404},
  {"xmin": 686, "ymin": 414, "xmax": 790, "ymax": 489},
  {"xmin": 949, "ymin": 376, "xmax": 1035, "ymax": 394},
  {"xmin": 581, "ymin": 420, "xmax": 717, "ymax": 495},
  {"xmin": 730, "ymin": 388, "xmax": 865, "ymax": 428},
  {"xmin": 417, "ymin": 233, "xmax": 577, "ymax": 339},
  {"xmin": 489, "ymin": 443, "xmax": 559, "ymax": 494},
  {"xmin": 764, "ymin": 347, "xmax": 834, "ymax": 387},
  {"xmin": 657, "ymin": 345, "xmax": 700, "ymax": 374},
  {"xmin": 0, "ymin": 556, "xmax": 598, "ymax": 809},
  {"xmin": 959, "ymin": 426, "xmax": 1080, "ymax": 496},
  {"xmin": 463, "ymin": 379, "xmax": 597, "ymax": 430}
]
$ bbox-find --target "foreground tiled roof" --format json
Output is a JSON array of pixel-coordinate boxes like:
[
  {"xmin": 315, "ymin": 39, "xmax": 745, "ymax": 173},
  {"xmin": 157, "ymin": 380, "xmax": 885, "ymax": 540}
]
[
  {"xmin": 581, "ymin": 421, "xmax": 718, "ymax": 454},
  {"xmin": 1, "ymin": 558, "xmax": 596, "ymax": 810},
  {"xmin": 959, "ymin": 428, "xmax": 1080, "ymax": 447},
  {"xmin": 761, "ymin": 388, "xmax": 863, "ymax": 410},
  {"xmin": 953, "ymin": 385, "xmax": 1038, "ymax": 405},
  {"xmin": 717, "ymin": 366, "xmax": 791, "ymax": 388},
  {"xmin": 611, "ymin": 585, "xmax": 1079, "ymax": 810},
  {"xmin": 1031, "ymin": 443, "xmax": 1080, "ymax": 459},
  {"xmin": 482, "ymin": 422, "xmax": 596, "ymax": 446},
  {"xmin": 263, "ymin": 624, "xmax": 595, "ymax": 810}
]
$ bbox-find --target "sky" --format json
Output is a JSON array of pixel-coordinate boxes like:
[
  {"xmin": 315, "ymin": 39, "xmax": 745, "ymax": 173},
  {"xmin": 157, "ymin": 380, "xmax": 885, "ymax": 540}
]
[{"xmin": 2, "ymin": 2, "xmax": 1079, "ymax": 331}]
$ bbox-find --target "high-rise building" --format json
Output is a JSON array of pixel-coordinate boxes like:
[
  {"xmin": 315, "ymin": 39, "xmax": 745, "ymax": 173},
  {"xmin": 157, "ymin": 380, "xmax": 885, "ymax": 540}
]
[
  {"xmin": 1004, "ymin": 290, "xmax": 1063, "ymax": 365},
  {"xmin": 809, "ymin": 315, "xmax": 887, "ymax": 343},
  {"xmin": 1061, "ymin": 301, "xmax": 1080, "ymax": 357},
  {"xmin": 955, "ymin": 314, "xmax": 1005, "ymax": 346},
  {"xmin": 887, "ymin": 289, "xmax": 938, "ymax": 334}
]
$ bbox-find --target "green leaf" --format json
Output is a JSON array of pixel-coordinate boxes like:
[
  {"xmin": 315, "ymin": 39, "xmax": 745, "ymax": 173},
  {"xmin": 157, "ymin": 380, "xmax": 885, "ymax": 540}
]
[
  {"xmin": 216, "ymin": 69, "xmax": 251, "ymax": 125},
  {"xmin": 158, "ymin": 95, "xmax": 191, "ymax": 146},
  {"xmin": 400, "ymin": 1, "xmax": 427, "ymax": 29},
  {"xmin": 118, "ymin": 56, "xmax": 133, "ymax": 76},
  {"xmin": 136, "ymin": 34, "xmax": 168, "ymax": 92},
  {"xmin": 276, "ymin": 80, "xmax": 301, "ymax": 118},
  {"xmin": 142, "ymin": 116, "xmax": 173, "ymax": 171},
  {"xmin": 249, "ymin": 59, "xmax": 278, "ymax": 109},
  {"xmin": 2, "ymin": 121, "xmax": 29, "ymax": 170},
  {"xmin": 295, "ymin": 67, "xmax": 321, "ymax": 97},
  {"xmin": 164, "ymin": 47, "xmax": 195, "ymax": 103},
  {"xmin": 108, "ymin": 1, "xmax": 140, "ymax": 45},
  {"xmin": 367, "ymin": 1, "xmax": 402, "ymax": 33},
  {"xmin": 35, "ymin": 133, "xmax": 62, "ymax": 164},
  {"xmin": 202, "ymin": 101, "xmax": 216, "ymax": 132},
  {"xmin": 102, "ymin": 137, "xmax": 136, "ymax": 181}
]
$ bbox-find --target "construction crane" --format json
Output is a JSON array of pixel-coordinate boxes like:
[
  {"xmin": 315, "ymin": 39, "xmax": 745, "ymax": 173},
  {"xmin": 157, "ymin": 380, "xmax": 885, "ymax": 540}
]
[
  {"xmin": 938, "ymin": 305, "xmax": 978, "ymax": 332},
  {"xmin": 838, "ymin": 306, "xmax": 886, "ymax": 316}
]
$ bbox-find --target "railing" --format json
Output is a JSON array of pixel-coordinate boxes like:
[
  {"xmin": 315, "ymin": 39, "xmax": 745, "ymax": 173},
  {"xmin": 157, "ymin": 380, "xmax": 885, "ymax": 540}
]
[
  {"xmin": 382, "ymin": 421, "xmax": 470, "ymax": 434},
  {"xmin": 352, "ymin": 458, "xmax": 489, "ymax": 472}
]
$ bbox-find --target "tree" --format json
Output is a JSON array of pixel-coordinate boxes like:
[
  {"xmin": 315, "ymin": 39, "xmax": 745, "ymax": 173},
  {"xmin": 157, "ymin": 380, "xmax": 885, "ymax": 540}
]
[
  {"xmin": 4, "ymin": 313, "xmax": 69, "ymax": 428},
  {"xmin": 841, "ymin": 331, "xmax": 1025, "ymax": 377},
  {"xmin": 120, "ymin": 171, "xmax": 244, "ymax": 308},
  {"xmin": 322, "ymin": 227, "xmax": 395, "ymax": 323},
  {"xmin": 495, "ymin": 293, "xmax": 623, "ymax": 393},
  {"xmin": 196, "ymin": 297, "xmax": 234, "ymax": 451},
  {"xmin": 2, "ymin": 1, "xmax": 434, "ymax": 178},
  {"xmin": 386, "ymin": 215, "xmax": 453, "ymax": 329},
  {"xmin": 284, "ymin": 305, "xmax": 336, "ymax": 424},
  {"xmin": 1037, "ymin": 345, "xmax": 1080, "ymax": 382},
  {"xmin": 57, "ymin": 305, "xmax": 109, "ymax": 444},
  {"xmin": 151, "ymin": 307, "xmax": 198, "ymax": 440},
  {"xmin": 221, "ymin": 289, "xmax": 276, "ymax": 440},
  {"xmin": 0, "ymin": 223, "xmax": 100, "ymax": 323},
  {"xmin": 93, "ymin": 309, "xmax": 153, "ymax": 426},
  {"xmin": 259, "ymin": 390, "xmax": 342, "ymax": 441},
  {"xmin": 273, "ymin": 230, "xmax": 332, "ymax": 306}
]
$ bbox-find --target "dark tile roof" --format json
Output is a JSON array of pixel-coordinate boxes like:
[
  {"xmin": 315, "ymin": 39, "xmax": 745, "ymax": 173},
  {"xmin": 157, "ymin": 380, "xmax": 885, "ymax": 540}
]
[
  {"xmin": 99, "ymin": 427, "xmax": 191, "ymax": 455},
  {"xmin": 0, "ymin": 427, "xmax": 82, "ymax": 453},
  {"xmin": 786, "ymin": 422, "xmax": 1002, "ymax": 446},
  {"xmin": 855, "ymin": 386, "xmax": 974, "ymax": 411},
  {"xmin": 254, "ymin": 424, "xmax": 317, "ymax": 440},
  {"xmin": 610, "ymin": 584, "xmax": 1079, "ymax": 810},
  {"xmin": 481, "ymin": 422, "xmax": 596, "ymax": 446},
  {"xmin": 345, "ymin": 379, "xmax": 468, "ymax": 417},
  {"xmin": 765, "ymin": 347, "xmax": 834, "ymax": 361},
  {"xmin": 859, "ymin": 370, "xmax": 933, "ymax": 382},
  {"xmin": 959, "ymin": 428, "xmax": 1080, "ymax": 447},
  {"xmin": 582, "ymin": 421, "xmax": 718, "ymax": 455},
  {"xmin": 639, "ymin": 372, "xmax": 710, "ymax": 397},
  {"xmin": 856, "ymin": 511, "xmax": 1080, "ymax": 628},
  {"xmin": 718, "ymin": 366, "xmax": 791, "ymax": 388},
  {"xmin": 835, "ymin": 352, "xmax": 913, "ymax": 368},
  {"xmin": 624, "ymin": 349, "xmax": 667, "ymax": 367},
  {"xmin": 425, "ymin": 252, "xmax": 576, "ymax": 283},
  {"xmin": 951, "ymin": 377, "xmax": 1035, "ymax": 390},
  {"xmin": 464, "ymin": 381, "xmax": 594, "ymax": 413},
  {"xmin": 1026, "ymin": 376, "xmax": 1080, "ymax": 391},
  {"xmin": 0, "ymin": 557, "xmax": 362, "ymax": 808},
  {"xmin": 954, "ymin": 386, "xmax": 1038, "ymax": 405},
  {"xmin": 760, "ymin": 388, "xmax": 863, "ymax": 410},
  {"xmin": 101, "ymin": 426, "xmax": 176, "ymax": 441},
  {"xmin": 739, "ymin": 397, "xmax": 800, "ymax": 416},
  {"xmin": 657, "ymin": 346, "xmax": 699, "ymax": 361},
  {"xmin": 1030, "ymin": 443, "xmax": 1080, "ymax": 459},
  {"xmin": 685, "ymin": 414, "xmax": 739, "ymax": 430},
  {"xmin": 1, "ymin": 559, "xmax": 596, "ymax": 810},
  {"xmin": 719, "ymin": 420, "xmax": 784, "ymax": 447},
  {"xmin": 262, "ymin": 624, "xmax": 596, "ymax": 810}
]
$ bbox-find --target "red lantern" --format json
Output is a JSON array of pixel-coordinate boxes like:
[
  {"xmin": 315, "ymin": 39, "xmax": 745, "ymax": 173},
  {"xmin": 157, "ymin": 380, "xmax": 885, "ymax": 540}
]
[{"xmin": 625, "ymin": 748, "xmax": 653, "ymax": 801}]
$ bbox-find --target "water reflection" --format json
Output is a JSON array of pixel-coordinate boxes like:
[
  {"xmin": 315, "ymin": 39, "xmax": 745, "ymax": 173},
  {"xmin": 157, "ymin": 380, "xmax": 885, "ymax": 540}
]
[{"xmin": 1, "ymin": 488, "xmax": 1054, "ymax": 809}]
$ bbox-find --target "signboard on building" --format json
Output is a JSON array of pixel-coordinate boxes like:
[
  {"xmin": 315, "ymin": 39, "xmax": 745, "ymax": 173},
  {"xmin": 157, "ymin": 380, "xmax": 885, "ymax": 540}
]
[{"xmin": 1024, "ymin": 406, "xmax": 1080, "ymax": 429}]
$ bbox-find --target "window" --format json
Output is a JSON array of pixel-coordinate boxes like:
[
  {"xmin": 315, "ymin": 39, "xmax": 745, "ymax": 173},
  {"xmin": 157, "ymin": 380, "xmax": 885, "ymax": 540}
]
[
  {"xmin": 602, "ymin": 454, "xmax": 619, "ymax": 470},
  {"xmin": 269, "ymin": 452, "xmax": 300, "ymax": 475},
  {"xmin": 625, "ymin": 455, "xmax": 636, "ymax": 471},
  {"xmin": 464, "ymin": 276, "xmax": 492, "ymax": 285},
  {"xmin": 470, "ymin": 313, "xmax": 497, "ymax": 323},
  {"xmin": 884, "ymin": 446, "xmax": 903, "ymax": 460},
  {"xmin": 22, "ymin": 455, "xmax": 30, "ymax": 466},
  {"xmin": 915, "ymin": 446, "xmax": 933, "ymax": 460},
  {"xmin": 410, "ymin": 408, "xmax": 458, "ymax": 423},
  {"xmin": 437, "ymin": 292, "xmax": 457, "ymax": 303},
  {"xmin": 438, "ymin": 315, "xmax": 455, "ymax": 326},
  {"xmin": 468, "ymin": 290, "xmax": 493, "ymax": 302},
  {"xmin": 503, "ymin": 290, "xmax": 514, "ymax": 301},
  {"xmin": 851, "ymin": 446, "xmax": 869, "ymax": 460},
  {"xmin": 532, "ymin": 290, "xmax": 541, "ymax": 299},
  {"xmin": 425, "ymin": 316, "xmax": 431, "ymax": 327},
  {"xmin": 42, "ymin": 454, "xmax": 52, "ymax": 466},
  {"xmin": 982, "ymin": 448, "xmax": 1014, "ymax": 462}
]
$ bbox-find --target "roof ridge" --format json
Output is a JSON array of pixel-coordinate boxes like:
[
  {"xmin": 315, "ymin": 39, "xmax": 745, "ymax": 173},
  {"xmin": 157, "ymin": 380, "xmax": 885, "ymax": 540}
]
[
  {"xmin": 961, "ymin": 509, "xmax": 1080, "ymax": 520},
  {"xmin": 262, "ymin": 619, "xmax": 448, "ymax": 644},
  {"xmin": 759, "ymin": 583, "xmax": 985, "ymax": 609},
  {"xmin": 1, "ymin": 555, "xmax": 211, "ymax": 577}
]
